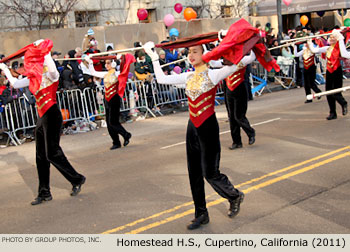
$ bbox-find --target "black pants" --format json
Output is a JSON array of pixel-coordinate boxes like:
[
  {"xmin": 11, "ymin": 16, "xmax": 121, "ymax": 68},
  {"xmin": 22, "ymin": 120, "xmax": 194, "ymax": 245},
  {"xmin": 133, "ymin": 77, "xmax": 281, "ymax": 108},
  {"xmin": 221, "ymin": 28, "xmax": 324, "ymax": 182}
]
[
  {"xmin": 35, "ymin": 104, "xmax": 84, "ymax": 196},
  {"xmin": 224, "ymin": 82, "xmax": 255, "ymax": 145},
  {"xmin": 105, "ymin": 95, "xmax": 129, "ymax": 147},
  {"xmin": 186, "ymin": 114, "xmax": 240, "ymax": 217},
  {"xmin": 304, "ymin": 65, "xmax": 321, "ymax": 96},
  {"xmin": 326, "ymin": 67, "xmax": 347, "ymax": 115}
]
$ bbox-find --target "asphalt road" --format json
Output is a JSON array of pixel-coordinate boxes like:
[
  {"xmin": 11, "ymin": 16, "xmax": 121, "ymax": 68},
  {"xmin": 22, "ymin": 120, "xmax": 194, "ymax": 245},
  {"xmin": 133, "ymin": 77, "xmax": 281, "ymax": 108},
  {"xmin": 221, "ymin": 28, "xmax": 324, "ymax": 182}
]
[{"xmin": 1, "ymin": 82, "xmax": 350, "ymax": 234}]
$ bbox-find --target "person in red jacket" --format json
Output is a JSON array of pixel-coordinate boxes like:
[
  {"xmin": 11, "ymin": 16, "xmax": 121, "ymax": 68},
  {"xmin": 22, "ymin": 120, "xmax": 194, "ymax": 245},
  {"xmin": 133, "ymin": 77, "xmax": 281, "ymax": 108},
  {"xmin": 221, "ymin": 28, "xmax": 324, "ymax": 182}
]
[{"xmin": 0, "ymin": 39, "xmax": 86, "ymax": 205}]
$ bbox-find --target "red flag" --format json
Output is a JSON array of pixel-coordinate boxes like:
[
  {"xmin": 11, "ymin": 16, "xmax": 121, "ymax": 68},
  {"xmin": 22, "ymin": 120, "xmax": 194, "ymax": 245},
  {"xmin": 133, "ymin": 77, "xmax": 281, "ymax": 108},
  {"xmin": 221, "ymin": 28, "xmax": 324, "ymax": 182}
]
[
  {"xmin": 118, "ymin": 53, "xmax": 136, "ymax": 98},
  {"xmin": 23, "ymin": 39, "xmax": 53, "ymax": 95},
  {"xmin": 202, "ymin": 18, "xmax": 279, "ymax": 72}
]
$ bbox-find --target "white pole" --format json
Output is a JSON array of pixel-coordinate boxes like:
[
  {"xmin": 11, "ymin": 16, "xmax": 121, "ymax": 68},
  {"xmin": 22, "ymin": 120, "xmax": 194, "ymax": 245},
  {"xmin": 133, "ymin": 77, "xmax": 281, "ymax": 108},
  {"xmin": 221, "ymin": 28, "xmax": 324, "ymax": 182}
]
[
  {"xmin": 55, "ymin": 47, "xmax": 144, "ymax": 61},
  {"xmin": 281, "ymin": 33, "xmax": 330, "ymax": 44},
  {"xmin": 306, "ymin": 86, "xmax": 350, "ymax": 100},
  {"xmin": 160, "ymin": 58, "xmax": 187, "ymax": 68}
]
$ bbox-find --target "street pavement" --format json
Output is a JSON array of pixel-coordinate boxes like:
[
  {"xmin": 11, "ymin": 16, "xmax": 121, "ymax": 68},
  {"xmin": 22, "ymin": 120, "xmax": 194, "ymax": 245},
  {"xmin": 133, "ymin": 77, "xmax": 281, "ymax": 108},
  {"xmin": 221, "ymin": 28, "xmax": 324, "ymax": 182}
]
[{"xmin": 0, "ymin": 81, "xmax": 350, "ymax": 234}]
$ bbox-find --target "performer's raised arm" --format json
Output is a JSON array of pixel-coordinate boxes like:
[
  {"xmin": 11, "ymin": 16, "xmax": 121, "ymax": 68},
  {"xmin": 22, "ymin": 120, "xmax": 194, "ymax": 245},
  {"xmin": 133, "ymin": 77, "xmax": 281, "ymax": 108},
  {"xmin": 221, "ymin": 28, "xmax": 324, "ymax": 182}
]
[
  {"xmin": 307, "ymin": 39, "xmax": 328, "ymax": 54},
  {"xmin": 44, "ymin": 53, "xmax": 59, "ymax": 82},
  {"xmin": 293, "ymin": 44, "xmax": 304, "ymax": 57},
  {"xmin": 336, "ymin": 30, "xmax": 350, "ymax": 59},
  {"xmin": 0, "ymin": 63, "xmax": 29, "ymax": 88},
  {"xmin": 143, "ymin": 42, "xmax": 188, "ymax": 87},
  {"xmin": 86, "ymin": 56, "xmax": 109, "ymax": 79}
]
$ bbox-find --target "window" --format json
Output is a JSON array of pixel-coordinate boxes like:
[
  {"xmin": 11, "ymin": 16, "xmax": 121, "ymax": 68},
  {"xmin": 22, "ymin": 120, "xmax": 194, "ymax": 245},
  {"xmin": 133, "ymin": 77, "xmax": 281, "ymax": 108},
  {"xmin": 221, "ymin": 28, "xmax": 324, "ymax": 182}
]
[
  {"xmin": 75, "ymin": 11, "xmax": 98, "ymax": 27},
  {"xmin": 139, "ymin": 8, "xmax": 157, "ymax": 23},
  {"xmin": 38, "ymin": 13, "xmax": 67, "ymax": 29},
  {"xmin": 221, "ymin": 6, "xmax": 232, "ymax": 18}
]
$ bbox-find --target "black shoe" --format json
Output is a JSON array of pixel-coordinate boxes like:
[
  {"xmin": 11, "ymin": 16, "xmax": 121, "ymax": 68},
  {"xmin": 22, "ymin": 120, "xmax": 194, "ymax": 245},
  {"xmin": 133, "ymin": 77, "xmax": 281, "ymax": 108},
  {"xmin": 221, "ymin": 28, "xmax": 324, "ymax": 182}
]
[
  {"xmin": 110, "ymin": 144, "xmax": 121, "ymax": 150},
  {"xmin": 31, "ymin": 195, "xmax": 52, "ymax": 205},
  {"xmin": 326, "ymin": 114, "xmax": 337, "ymax": 120},
  {"xmin": 228, "ymin": 191, "xmax": 244, "ymax": 218},
  {"xmin": 124, "ymin": 132, "xmax": 132, "ymax": 147},
  {"xmin": 248, "ymin": 135, "xmax": 255, "ymax": 145},
  {"xmin": 229, "ymin": 143, "xmax": 242, "ymax": 150},
  {"xmin": 187, "ymin": 212, "xmax": 209, "ymax": 230},
  {"xmin": 71, "ymin": 176, "xmax": 86, "ymax": 196},
  {"xmin": 342, "ymin": 103, "xmax": 348, "ymax": 116},
  {"xmin": 305, "ymin": 100, "xmax": 312, "ymax": 103}
]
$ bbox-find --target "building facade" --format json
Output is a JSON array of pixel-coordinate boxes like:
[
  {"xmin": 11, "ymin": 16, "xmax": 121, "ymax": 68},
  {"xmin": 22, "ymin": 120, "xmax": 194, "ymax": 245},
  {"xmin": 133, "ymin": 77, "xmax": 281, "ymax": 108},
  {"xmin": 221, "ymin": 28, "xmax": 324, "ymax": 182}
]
[{"xmin": 0, "ymin": 0, "xmax": 251, "ymax": 32}]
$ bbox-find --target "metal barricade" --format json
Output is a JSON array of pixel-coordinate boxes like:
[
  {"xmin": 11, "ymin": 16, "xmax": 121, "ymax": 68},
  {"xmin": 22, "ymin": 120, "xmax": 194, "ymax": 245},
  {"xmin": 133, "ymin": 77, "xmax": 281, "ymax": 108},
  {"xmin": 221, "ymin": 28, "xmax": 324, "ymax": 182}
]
[
  {"xmin": 150, "ymin": 79, "xmax": 187, "ymax": 109},
  {"xmin": 7, "ymin": 96, "xmax": 38, "ymax": 145},
  {"xmin": 83, "ymin": 80, "xmax": 156, "ymax": 122},
  {"xmin": 274, "ymin": 57, "xmax": 296, "ymax": 89},
  {"xmin": 120, "ymin": 80, "xmax": 155, "ymax": 117},
  {"xmin": 0, "ymin": 104, "xmax": 18, "ymax": 146},
  {"xmin": 82, "ymin": 86, "xmax": 105, "ymax": 122},
  {"xmin": 56, "ymin": 89, "xmax": 87, "ymax": 124}
]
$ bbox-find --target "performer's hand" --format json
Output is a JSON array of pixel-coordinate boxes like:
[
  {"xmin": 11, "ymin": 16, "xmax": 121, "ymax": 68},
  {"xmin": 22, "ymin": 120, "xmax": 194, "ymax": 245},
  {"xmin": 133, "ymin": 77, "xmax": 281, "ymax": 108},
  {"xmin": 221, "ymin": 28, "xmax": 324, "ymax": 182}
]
[
  {"xmin": 218, "ymin": 29, "xmax": 228, "ymax": 41},
  {"xmin": 117, "ymin": 54, "xmax": 122, "ymax": 60},
  {"xmin": 332, "ymin": 29, "xmax": 344, "ymax": 41},
  {"xmin": 0, "ymin": 63, "xmax": 8, "ymax": 71},
  {"xmin": 33, "ymin": 39, "xmax": 44, "ymax": 46},
  {"xmin": 143, "ymin": 42, "xmax": 159, "ymax": 61}
]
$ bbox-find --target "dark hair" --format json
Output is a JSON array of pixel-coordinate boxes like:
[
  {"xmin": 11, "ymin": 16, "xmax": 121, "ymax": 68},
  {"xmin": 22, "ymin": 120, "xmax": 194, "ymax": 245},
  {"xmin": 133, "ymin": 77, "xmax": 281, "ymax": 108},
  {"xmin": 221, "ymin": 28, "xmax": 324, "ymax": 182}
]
[
  {"xmin": 12, "ymin": 61, "xmax": 19, "ymax": 69},
  {"xmin": 107, "ymin": 45, "xmax": 113, "ymax": 51}
]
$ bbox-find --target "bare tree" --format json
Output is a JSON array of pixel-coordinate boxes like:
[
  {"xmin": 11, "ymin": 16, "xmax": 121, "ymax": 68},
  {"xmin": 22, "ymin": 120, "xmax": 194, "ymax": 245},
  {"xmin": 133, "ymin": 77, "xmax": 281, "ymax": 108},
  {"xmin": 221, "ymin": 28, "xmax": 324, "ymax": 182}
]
[{"xmin": 0, "ymin": 0, "xmax": 80, "ymax": 30}]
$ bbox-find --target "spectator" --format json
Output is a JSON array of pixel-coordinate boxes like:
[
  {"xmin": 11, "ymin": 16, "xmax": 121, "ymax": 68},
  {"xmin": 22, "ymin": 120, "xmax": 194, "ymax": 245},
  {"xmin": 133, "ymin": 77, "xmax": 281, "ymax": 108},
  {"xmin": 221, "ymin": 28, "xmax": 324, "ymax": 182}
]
[
  {"xmin": 52, "ymin": 51, "xmax": 62, "ymax": 70},
  {"xmin": 159, "ymin": 50, "xmax": 170, "ymax": 75},
  {"xmin": 82, "ymin": 28, "xmax": 95, "ymax": 52}
]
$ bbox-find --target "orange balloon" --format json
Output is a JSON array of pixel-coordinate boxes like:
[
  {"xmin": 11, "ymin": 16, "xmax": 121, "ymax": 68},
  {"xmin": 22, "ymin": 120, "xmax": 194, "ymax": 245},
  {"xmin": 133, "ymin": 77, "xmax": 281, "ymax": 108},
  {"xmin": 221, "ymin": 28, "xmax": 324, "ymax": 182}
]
[
  {"xmin": 61, "ymin": 109, "xmax": 69, "ymax": 124},
  {"xmin": 184, "ymin": 7, "xmax": 197, "ymax": 21},
  {"xmin": 300, "ymin": 15, "xmax": 308, "ymax": 26}
]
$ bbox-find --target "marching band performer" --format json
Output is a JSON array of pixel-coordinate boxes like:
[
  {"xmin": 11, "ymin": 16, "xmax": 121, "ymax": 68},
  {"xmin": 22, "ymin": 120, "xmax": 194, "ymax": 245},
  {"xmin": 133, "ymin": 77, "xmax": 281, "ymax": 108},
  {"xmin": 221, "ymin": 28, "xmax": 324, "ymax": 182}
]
[
  {"xmin": 143, "ymin": 41, "xmax": 245, "ymax": 230},
  {"xmin": 209, "ymin": 50, "xmax": 256, "ymax": 150},
  {"xmin": 308, "ymin": 29, "xmax": 349, "ymax": 120},
  {"xmin": 0, "ymin": 39, "xmax": 86, "ymax": 205},
  {"xmin": 293, "ymin": 41, "xmax": 322, "ymax": 103},
  {"xmin": 85, "ymin": 54, "xmax": 135, "ymax": 150}
]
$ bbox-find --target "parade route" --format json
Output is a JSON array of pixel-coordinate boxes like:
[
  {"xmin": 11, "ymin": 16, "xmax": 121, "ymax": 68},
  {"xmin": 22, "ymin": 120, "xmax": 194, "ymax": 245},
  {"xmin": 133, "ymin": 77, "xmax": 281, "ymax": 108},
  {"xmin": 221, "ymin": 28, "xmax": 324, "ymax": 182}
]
[{"xmin": 1, "ymin": 84, "xmax": 350, "ymax": 234}]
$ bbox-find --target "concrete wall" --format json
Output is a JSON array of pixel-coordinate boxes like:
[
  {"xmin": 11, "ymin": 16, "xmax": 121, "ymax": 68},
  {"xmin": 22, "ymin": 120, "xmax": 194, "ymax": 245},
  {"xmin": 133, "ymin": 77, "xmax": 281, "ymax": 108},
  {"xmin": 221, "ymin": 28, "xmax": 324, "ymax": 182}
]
[{"xmin": 0, "ymin": 18, "xmax": 240, "ymax": 56}]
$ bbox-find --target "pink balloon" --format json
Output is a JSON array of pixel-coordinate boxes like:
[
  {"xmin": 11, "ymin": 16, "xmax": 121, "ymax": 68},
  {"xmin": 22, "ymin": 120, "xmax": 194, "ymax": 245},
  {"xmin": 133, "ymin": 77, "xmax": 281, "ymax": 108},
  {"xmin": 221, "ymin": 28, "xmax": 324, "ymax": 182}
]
[
  {"xmin": 173, "ymin": 66, "xmax": 181, "ymax": 74},
  {"xmin": 174, "ymin": 3, "xmax": 183, "ymax": 14},
  {"xmin": 164, "ymin": 14, "xmax": 175, "ymax": 27},
  {"xmin": 283, "ymin": 0, "xmax": 292, "ymax": 6},
  {"xmin": 137, "ymin": 9, "xmax": 148, "ymax": 21}
]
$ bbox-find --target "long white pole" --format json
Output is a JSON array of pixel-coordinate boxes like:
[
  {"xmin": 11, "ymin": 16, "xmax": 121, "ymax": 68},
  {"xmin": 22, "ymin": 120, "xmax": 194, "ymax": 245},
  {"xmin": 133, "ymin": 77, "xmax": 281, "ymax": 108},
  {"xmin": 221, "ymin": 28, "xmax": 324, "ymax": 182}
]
[
  {"xmin": 306, "ymin": 86, "xmax": 350, "ymax": 100},
  {"xmin": 281, "ymin": 33, "xmax": 330, "ymax": 44},
  {"xmin": 160, "ymin": 58, "xmax": 187, "ymax": 68},
  {"xmin": 55, "ymin": 47, "xmax": 144, "ymax": 61}
]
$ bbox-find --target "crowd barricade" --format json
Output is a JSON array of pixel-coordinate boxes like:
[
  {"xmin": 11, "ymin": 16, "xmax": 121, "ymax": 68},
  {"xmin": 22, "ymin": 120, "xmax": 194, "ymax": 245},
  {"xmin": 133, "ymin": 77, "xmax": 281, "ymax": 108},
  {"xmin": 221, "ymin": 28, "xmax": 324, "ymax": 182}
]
[
  {"xmin": 0, "ymin": 104, "xmax": 18, "ymax": 146},
  {"xmin": 7, "ymin": 96, "xmax": 38, "ymax": 145},
  {"xmin": 274, "ymin": 56, "xmax": 296, "ymax": 89},
  {"xmin": 56, "ymin": 89, "xmax": 87, "ymax": 124},
  {"xmin": 120, "ymin": 80, "xmax": 156, "ymax": 117},
  {"xmin": 150, "ymin": 78, "xmax": 186, "ymax": 112},
  {"xmin": 250, "ymin": 74, "xmax": 267, "ymax": 97},
  {"xmin": 83, "ymin": 80, "xmax": 156, "ymax": 122}
]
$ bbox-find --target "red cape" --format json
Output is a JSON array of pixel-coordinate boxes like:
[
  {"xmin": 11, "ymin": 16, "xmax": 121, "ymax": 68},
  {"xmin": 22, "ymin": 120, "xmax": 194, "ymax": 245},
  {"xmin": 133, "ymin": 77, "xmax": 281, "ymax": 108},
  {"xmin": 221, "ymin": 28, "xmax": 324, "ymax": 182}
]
[{"xmin": 202, "ymin": 19, "xmax": 280, "ymax": 72}]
